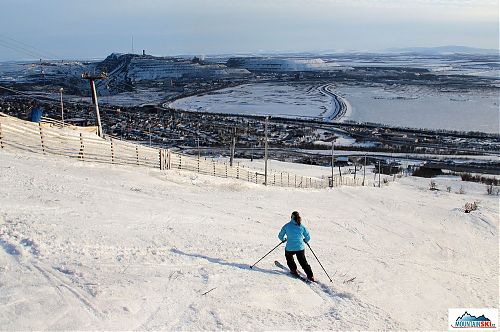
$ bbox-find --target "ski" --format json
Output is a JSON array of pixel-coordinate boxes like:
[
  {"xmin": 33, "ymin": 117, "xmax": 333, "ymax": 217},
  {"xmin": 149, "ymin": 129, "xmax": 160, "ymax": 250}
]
[{"xmin": 274, "ymin": 260, "xmax": 312, "ymax": 283}]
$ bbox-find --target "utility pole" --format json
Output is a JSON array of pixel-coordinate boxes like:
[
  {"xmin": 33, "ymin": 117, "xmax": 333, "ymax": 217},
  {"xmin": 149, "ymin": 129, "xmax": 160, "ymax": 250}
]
[
  {"xmin": 82, "ymin": 72, "xmax": 107, "ymax": 137},
  {"xmin": 378, "ymin": 160, "xmax": 381, "ymax": 188},
  {"xmin": 362, "ymin": 154, "xmax": 367, "ymax": 186},
  {"xmin": 264, "ymin": 117, "xmax": 269, "ymax": 186},
  {"xmin": 354, "ymin": 157, "xmax": 357, "ymax": 180},
  {"xmin": 197, "ymin": 138, "xmax": 200, "ymax": 158},
  {"xmin": 230, "ymin": 127, "xmax": 236, "ymax": 167},
  {"xmin": 59, "ymin": 88, "xmax": 64, "ymax": 126},
  {"xmin": 148, "ymin": 121, "xmax": 152, "ymax": 147},
  {"xmin": 330, "ymin": 141, "xmax": 335, "ymax": 187}
]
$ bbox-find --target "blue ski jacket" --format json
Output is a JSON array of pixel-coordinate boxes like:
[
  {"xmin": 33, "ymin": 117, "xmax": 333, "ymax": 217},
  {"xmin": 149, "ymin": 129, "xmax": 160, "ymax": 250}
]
[{"xmin": 278, "ymin": 220, "xmax": 311, "ymax": 251}]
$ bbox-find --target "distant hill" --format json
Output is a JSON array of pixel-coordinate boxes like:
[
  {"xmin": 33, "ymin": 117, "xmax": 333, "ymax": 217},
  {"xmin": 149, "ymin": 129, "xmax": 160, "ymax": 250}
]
[{"xmin": 384, "ymin": 46, "xmax": 498, "ymax": 55}]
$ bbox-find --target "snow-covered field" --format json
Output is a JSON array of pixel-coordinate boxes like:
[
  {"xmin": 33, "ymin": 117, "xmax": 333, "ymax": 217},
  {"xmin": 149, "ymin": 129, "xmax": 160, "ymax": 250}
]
[
  {"xmin": 0, "ymin": 150, "xmax": 498, "ymax": 330},
  {"xmin": 170, "ymin": 82, "xmax": 499, "ymax": 133}
]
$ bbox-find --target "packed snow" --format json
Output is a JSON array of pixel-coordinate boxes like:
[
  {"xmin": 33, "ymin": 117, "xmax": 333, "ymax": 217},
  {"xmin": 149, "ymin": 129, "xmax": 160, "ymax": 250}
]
[{"xmin": 0, "ymin": 149, "xmax": 498, "ymax": 330}]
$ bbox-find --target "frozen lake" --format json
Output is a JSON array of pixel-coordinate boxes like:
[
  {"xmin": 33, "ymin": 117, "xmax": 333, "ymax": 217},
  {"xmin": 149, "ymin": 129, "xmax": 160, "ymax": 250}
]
[
  {"xmin": 337, "ymin": 84, "xmax": 499, "ymax": 133},
  {"xmin": 170, "ymin": 82, "xmax": 499, "ymax": 133},
  {"xmin": 169, "ymin": 83, "xmax": 334, "ymax": 120}
]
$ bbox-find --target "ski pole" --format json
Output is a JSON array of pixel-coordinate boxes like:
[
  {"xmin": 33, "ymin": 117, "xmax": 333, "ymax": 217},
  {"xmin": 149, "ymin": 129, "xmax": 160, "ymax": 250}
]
[
  {"xmin": 305, "ymin": 242, "xmax": 333, "ymax": 282},
  {"xmin": 250, "ymin": 240, "xmax": 286, "ymax": 269}
]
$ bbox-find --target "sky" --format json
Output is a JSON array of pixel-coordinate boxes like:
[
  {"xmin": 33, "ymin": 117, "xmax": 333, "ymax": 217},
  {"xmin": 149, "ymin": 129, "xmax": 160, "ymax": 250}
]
[{"xmin": 0, "ymin": 0, "xmax": 498, "ymax": 61}]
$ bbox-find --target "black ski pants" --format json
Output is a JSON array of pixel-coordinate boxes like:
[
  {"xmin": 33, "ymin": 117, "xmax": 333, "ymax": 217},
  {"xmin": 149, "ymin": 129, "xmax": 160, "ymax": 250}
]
[{"xmin": 285, "ymin": 249, "xmax": 313, "ymax": 279}]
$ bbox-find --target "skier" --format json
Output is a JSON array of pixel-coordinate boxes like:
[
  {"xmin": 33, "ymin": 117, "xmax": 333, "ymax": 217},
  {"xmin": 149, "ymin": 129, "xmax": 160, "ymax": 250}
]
[{"xmin": 278, "ymin": 211, "xmax": 315, "ymax": 281}]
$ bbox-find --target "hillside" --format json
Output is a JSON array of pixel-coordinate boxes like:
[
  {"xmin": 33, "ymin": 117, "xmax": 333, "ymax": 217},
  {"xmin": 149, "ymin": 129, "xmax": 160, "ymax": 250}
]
[{"xmin": 0, "ymin": 150, "xmax": 498, "ymax": 330}]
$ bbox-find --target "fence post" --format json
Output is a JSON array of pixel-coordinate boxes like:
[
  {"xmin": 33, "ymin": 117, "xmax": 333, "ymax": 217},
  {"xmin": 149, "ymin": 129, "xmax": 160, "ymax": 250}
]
[
  {"xmin": 225, "ymin": 163, "xmax": 228, "ymax": 178},
  {"xmin": 159, "ymin": 149, "xmax": 163, "ymax": 170},
  {"xmin": 39, "ymin": 123, "xmax": 45, "ymax": 153},
  {"xmin": 294, "ymin": 174, "xmax": 297, "ymax": 187},
  {"xmin": 111, "ymin": 138, "xmax": 115, "ymax": 164},
  {"xmin": 197, "ymin": 155, "xmax": 200, "ymax": 173},
  {"xmin": 213, "ymin": 160, "xmax": 216, "ymax": 176},
  {"xmin": 167, "ymin": 149, "xmax": 171, "ymax": 170},
  {"xmin": 79, "ymin": 133, "xmax": 84, "ymax": 159},
  {"xmin": 273, "ymin": 174, "xmax": 275, "ymax": 186},
  {"xmin": 237, "ymin": 166, "xmax": 240, "ymax": 179},
  {"xmin": 178, "ymin": 154, "xmax": 182, "ymax": 169},
  {"xmin": 280, "ymin": 172, "xmax": 283, "ymax": 186},
  {"xmin": 135, "ymin": 146, "xmax": 139, "ymax": 165},
  {"xmin": 0, "ymin": 120, "xmax": 4, "ymax": 149},
  {"xmin": 288, "ymin": 173, "xmax": 290, "ymax": 187},
  {"xmin": 255, "ymin": 172, "xmax": 258, "ymax": 184}
]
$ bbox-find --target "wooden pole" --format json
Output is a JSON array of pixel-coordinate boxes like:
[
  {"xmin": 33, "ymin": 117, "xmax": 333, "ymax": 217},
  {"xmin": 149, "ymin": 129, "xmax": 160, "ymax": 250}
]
[
  {"xmin": 0, "ymin": 121, "xmax": 4, "ymax": 149},
  {"xmin": 264, "ymin": 117, "xmax": 269, "ymax": 186},
  {"xmin": 159, "ymin": 149, "xmax": 163, "ymax": 170},
  {"xmin": 197, "ymin": 138, "xmax": 200, "ymax": 159},
  {"xmin": 230, "ymin": 127, "xmax": 235, "ymax": 167},
  {"xmin": 135, "ymin": 146, "xmax": 139, "ymax": 165},
  {"xmin": 167, "ymin": 149, "xmax": 171, "ymax": 170},
  {"xmin": 378, "ymin": 160, "xmax": 380, "ymax": 188},
  {"xmin": 331, "ymin": 141, "xmax": 334, "ymax": 187},
  {"xmin": 59, "ymin": 88, "xmax": 64, "ymax": 127},
  {"xmin": 354, "ymin": 158, "xmax": 357, "ymax": 180},
  {"xmin": 362, "ymin": 154, "xmax": 366, "ymax": 186}
]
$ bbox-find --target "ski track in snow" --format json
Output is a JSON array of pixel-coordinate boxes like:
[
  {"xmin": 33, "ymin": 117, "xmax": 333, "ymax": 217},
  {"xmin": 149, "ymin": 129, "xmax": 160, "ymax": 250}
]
[{"xmin": 0, "ymin": 150, "xmax": 498, "ymax": 330}]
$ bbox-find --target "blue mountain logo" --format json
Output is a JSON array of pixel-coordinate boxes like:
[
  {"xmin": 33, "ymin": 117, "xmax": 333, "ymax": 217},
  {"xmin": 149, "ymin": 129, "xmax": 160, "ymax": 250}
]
[{"xmin": 452, "ymin": 311, "xmax": 496, "ymax": 328}]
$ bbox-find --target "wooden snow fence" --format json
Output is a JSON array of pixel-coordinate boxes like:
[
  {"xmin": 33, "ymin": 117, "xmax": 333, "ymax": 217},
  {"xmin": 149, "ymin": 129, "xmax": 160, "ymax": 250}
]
[
  {"xmin": 0, "ymin": 113, "xmax": 159, "ymax": 168},
  {"xmin": 0, "ymin": 113, "xmax": 357, "ymax": 189}
]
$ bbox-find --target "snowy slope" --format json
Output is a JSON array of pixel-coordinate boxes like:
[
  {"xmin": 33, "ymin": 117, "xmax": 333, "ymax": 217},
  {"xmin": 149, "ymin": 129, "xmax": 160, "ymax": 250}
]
[{"xmin": 0, "ymin": 150, "xmax": 498, "ymax": 330}]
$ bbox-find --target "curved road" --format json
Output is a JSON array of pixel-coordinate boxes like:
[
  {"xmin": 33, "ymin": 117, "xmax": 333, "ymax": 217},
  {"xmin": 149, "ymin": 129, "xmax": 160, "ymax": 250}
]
[{"xmin": 318, "ymin": 83, "xmax": 348, "ymax": 122}]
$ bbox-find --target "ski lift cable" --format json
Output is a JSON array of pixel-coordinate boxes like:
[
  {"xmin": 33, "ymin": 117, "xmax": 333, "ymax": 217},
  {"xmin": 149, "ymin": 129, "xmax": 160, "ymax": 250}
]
[
  {"xmin": 0, "ymin": 84, "xmax": 40, "ymax": 100},
  {"xmin": 0, "ymin": 34, "xmax": 60, "ymax": 60},
  {"xmin": 0, "ymin": 40, "xmax": 44, "ymax": 59},
  {"xmin": 0, "ymin": 83, "xmax": 133, "ymax": 115}
]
